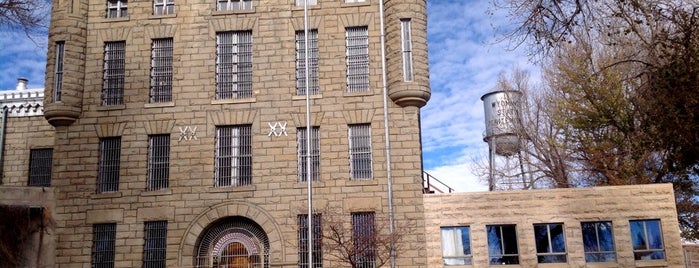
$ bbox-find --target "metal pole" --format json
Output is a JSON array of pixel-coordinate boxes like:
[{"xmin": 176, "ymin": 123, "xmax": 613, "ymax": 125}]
[
  {"xmin": 303, "ymin": 0, "xmax": 313, "ymax": 266},
  {"xmin": 0, "ymin": 107, "xmax": 7, "ymax": 183},
  {"xmin": 377, "ymin": 0, "xmax": 396, "ymax": 267}
]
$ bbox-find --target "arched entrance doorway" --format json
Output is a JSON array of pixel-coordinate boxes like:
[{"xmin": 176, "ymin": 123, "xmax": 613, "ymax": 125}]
[{"xmin": 194, "ymin": 216, "xmax": 269, "ymax": 268}]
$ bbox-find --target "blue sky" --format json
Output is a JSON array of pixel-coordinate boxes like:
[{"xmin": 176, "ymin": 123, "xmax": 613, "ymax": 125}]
[{"xmin": 0, "ymin": 0, "xmax": 538, "ymax": 192}]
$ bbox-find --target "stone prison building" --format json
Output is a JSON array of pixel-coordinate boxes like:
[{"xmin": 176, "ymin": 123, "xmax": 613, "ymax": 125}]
[{"xmin": 0, "ymin": 0, "xmax": 693, "ymax": 267}]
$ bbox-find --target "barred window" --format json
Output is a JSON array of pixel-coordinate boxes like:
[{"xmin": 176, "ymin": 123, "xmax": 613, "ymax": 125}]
[
  {"xmin": 348, "ymin": 124, "xmax": 372, "ymax": 180},
  {"xmin": 400, "ymin": 19, "xmax": 413, "ymax": 82},
  {"xmin": 296, "ymin": 30, "xmax": 319, "ymax": 95},
  {"xmin": 103, "ymin": 41, "xmax": 126, "ymax": 106},
  {"xmin": 216, "ymin": 31, "xmax": 253, "ymax": 99},
  {"xmin": 345, "ymin": 26, "xmax": 369, "ymax": 92},
  {"xmin": 487, "ymin": 224, "xmax": 519, "ymax": 264},
  {"xmin": 143, "ymin": 221, "xmax": 168, "ymax": 268},
  {"xmin": 153, "ymin": 0, "xmax": 174, "ymax": 15},
  {"xmin": 534, "ymin": 223, "xmax": 567, "ymax": 263},
  {"xmin": 215, "ymin": 125, "xmax": 252, "ymax": 187},
  {"xmin": 28, "ymin": 148, "xmax": 53, "ymax": 187},
  {"xmin": 352, "ymin": 212, "xmax": 376, "ymax": 268},
  {"xmin": 298, "ymin": 214, "xmax": 322, "ymax": 268},
  {"xmin": 53, "ymin": 41, "xmax": 65, "ymax": 102},
  {"xmin": 630, "ymin": 219, "xmax": 665, "ymax": 260},
  {"xmin": 582, "ymin": 221, "xmax": 616, "ymax": 262},
  {"xmin": 92, "ymin": 223, "xmax": 116, "ymax": 268},
  {"xmin": 297, "ymin": 127, "xmax": 320, "ymax": 182},
  {"xmin": 150, "ymin": 38, "xmax": 173, "ymax": 103},
  {"xmin": 98, "ymin": 137, "xmax": 121, "ymax": 193},
  {"xmin": 295, "ymin": 0, "xmax": 316, "ymax": 6},
  {"xmin": 147, "ymin": 135, "xmax": 170, "ymax": 190},
  {"xmin": 106, "ymin": 0, "xmax": 127, "ymax": 18},
  {"xmin": 216, "ymin": 0, "xmax": 252, "ymax": 11}
]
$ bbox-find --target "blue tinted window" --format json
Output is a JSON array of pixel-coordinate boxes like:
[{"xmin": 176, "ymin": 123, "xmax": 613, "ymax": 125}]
[
  {"xmin": 582, "ymin": 221, "xmax": 616, "ymax": 262},
  {"xmin": 487, "ymin": 225, "xmax": 519, "ymax": 264},
  {"xmin": 534, "ymin": 223, "xmax": 567, "ymax": 263},
  {"xmin": 441, "ymin": 226, "xmax": 472, "ymax": 265},
  {"xmin": 630, "ymin": 219, "xmax": 665, "ymax": 260}
]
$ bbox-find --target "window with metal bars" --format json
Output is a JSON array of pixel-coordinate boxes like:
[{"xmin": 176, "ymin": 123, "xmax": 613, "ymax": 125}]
[
  {"xmin": 92, "ymin": 223, "xmax": 116, "ymax": 268},
  {"xmin": 150, "ymin": 38, "xmax": 173, "ymax": 103},
  {"xmin": 103, "ymin": 41, "xmax": 126, "ymax": 106},
  {"xmin": 348, "ymin": 124, "xmax": 372, "ymax": 180},
  {"xmin": 629, "ymin": 219, "xmax": 665, "ymax": 260},
  {"xmin": 98, "ymin": 137, "xmax": 121, "ymax": 193},
  {"xmin": 295, "ymin": 0, "xmax": 316, "ymax": 6},
  {"xmin": 352, "ymin": 212, "xmax": 376, "ymax": 268},
  {"xmin": 296, "ymin": 30, "xmax": 319, "ymax": 95},
  {"xmin": 581, "ymin": 221, "xmax": 616, "ymax": 262},
  {"xmin": 215, "ymin": 125, "xmax": 252, "ymax": 187},
  {"xmin": 533, "ymin": 223, "xmax": 567, "ymax": 263},
  {"xmin": 143, "ymin": 221, "xmax": 168, "ymax": 268},
  {"xmin": 28, "ymin": 148, "xmax": 53, "ymax": 187},
  {"xmin": 297, "ymin": 127, "xmax": 319, "ymax": 182},
  {"xmin": 487, "ymin": 224, "xmax": 519, "ymax": 264},
  {"xmin": 298, "ymin": 214, "xmax": 322, "ymax": 268},
  {"xmin": 106, "ymin": 0, "xmax": 127, "ymax": 18},
  {"xmin": 153, "ymin": 0, "xmax": 174, "ymax": 15},
  {"xmin": 345, "ymin": 26, "xmax": 370, "ymax": 92},
  {"xmin": 400, "ymin": 19, "xmax": 413, "ymax": 82},
  {"xmin": 53, "ymin": 41, "xmax": 64, "ymax": 102},
  {"xmin": 216, "ymin": 31, "xmax": 253, "ymax": 99},
  {"xmin": 147, "ymin": 134, "xmax": 170, "ymax": 190},
  {"xmin": 216, "ymin": 0, "xmax": 252, "ymax": 10}
]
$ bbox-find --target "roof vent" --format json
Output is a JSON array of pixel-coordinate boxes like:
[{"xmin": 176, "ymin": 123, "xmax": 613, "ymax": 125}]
[{"xmin": 16, "ymin": 78, "xmax": 28, "ymax": 91}]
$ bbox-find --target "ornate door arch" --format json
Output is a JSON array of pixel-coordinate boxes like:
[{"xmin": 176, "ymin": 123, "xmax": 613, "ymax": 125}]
[{"xmin": 194, "ymin": 216, "xmax": 269, "ymax": 268}]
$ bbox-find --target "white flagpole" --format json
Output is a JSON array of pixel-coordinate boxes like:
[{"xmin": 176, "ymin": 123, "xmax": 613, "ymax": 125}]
[{"xmin": 303, "ymin": 0, "xmax": 313, "ymax": 267}]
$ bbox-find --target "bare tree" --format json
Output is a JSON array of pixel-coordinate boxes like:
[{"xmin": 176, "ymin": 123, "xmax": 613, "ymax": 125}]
[{"xmin": 0, "ymin": 0, "xmax": 50, "ymax": 35}]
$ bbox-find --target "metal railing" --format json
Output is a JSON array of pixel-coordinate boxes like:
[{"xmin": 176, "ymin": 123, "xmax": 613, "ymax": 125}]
[{"xmin": 422, "ymin": 171, "xmax": 454, "ymax": 194}]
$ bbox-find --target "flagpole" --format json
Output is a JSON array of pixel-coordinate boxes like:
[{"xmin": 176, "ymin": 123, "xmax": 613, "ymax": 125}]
[{"xmin": 303, "ymin": 0, "xmax": 313, "ymax": 267}]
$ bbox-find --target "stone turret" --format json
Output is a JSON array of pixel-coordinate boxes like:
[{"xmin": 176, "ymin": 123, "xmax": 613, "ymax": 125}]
[
  {"xmin": 43, "ymin": 0, "xmax": 88, "ymax": 126},
  {"xmin": 385, "ymin": 0, "xmax": 431, "ymax": 108}
]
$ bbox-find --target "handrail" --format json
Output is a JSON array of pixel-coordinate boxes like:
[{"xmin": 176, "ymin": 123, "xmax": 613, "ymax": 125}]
[{"xmin": 422, "ymin": 171, "xmax": 454, "ymax": 194}]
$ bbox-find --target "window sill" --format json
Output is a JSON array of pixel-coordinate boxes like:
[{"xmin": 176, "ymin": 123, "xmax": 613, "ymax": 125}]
[
  {"xmin": 584, "ymin": 262, "xmax": 618, "ymax": 268},
  {"xmin": 211, "ymin": 98, "xmax": 256, "ymax": 105},
  {"xmin": 209, "ymin": 184, "xmax": 256, "ymax": 192},
  {"xmin": 101, "ymin": 17, "xmax": 130, "ymax": 22},
  {"xmin": 343, "ymin": 90, "xmax": 373, "ymax": 97},
  {"xmin": 291, "ymin": 94, "xmax": 322, "ymax": 100},
  {"xmin": 148, "ymin": 13, "xmax": 177, "ymax": 19},
  {"xmin": 634, "ymin": 260, "xmax": 667, "ymax": 267},
  {"xmin": 341, "ymin": 1, "xmax": 371, "ymax": 7},
  {"xmin": 212, "ymin": 8, "xmax": 256, "ymax": 16},
  {"xmin": 144, "ymin": 102, "xmax": 175, "ymax": 108},
  {"xmin": 346, "ymin": 179, "xmax": 377, "ymax": 186},
  {"xmin": 96, "ymin": 104, "xmax": 126, "ymax": 111},
  {"xmin": 140, "ymin": 189, "xmax": 172, "ymax": 196},
  {"xmin": 293, "ymin": 180, "xmax": 325, "ymax": 189},
  {"xmin": 291, "ymin": 4, "xmax": 319, "ymax": 11},
  {"xmin": 91, "ymin": 192, "xmax": 123, "ymax": 199}
]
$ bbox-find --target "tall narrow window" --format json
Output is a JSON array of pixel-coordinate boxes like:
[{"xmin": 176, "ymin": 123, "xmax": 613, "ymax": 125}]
[
  {"xmin": 106, "ymin": 0, "xmax": 128, "ymax": 18},
  {"xmin": 295, "ymin": 0, "xmax": 316, "ymax": 6},
  {"xmin": 487, "ymin": 224, "xmax": 519, "ymax": 264},
  {"xmin": 295, "ymin": 29, "xmax": 319, "ymax": 95},
  {"xmin": 98, "ymin": 137, "xmax": 121, "ymax": 193},
  {"xmin": 630, "ymin": 219, "xmax": 665, "ymax": 260},
  {"xmin": 581, "ymin": 221, "xmax": 616, "ymax": 262},
  {"xmin": 534, "ymin": 223, "xmax": 567, "ymax": 263},
  {"xmin": 147, "ymin": 135, "xmax": 170, "ymax": 190},
  {"xmin": 441, "ymin": 226, "xmax": 472, "ymax": 265},
  {"xmin": 298, "ymin": 214, "xmax": 322, "ymax": 268},
  {"xmin": 92, "ymin": 223, "xmax": 116, "ymax": 268},
  {"xmin": 215, "ymin": 125, "xmax": 252, "ymax": 187},
  {"xmin": 352, "ymin": 212, "xmax": 375, "ymax": 268},
  {"xmin": 216, "ymin": 31, "xmax": 253, "ymax": 99},
  {"xmin": 143, "ymin": 221, "xmax": 168, "ymax": 268},
  {"xmin": 103, "ymin": 41, "xmax": 126, "ymax": 106},
  {"xmin": 345, "ymin": 26, "xmax": 369, "ymax": 92},
  {"xmin": 216, "ymin": 0, "xmax": 252, "ymax": 11},
  {"xmin": 153, "ymin": 0, "xmax": 174, "ymax": 15},
  {"xmin": 53, "ymin": 41, "xmax": 65, "ymax": 102},
  {"xmin": 298, "ymin": 127, "xmax": 320, "ymax": 182},
  {"xmin": 28, "ymin": 148, "xmax": 53, "ymax": 187},
  {"xmin": 400, "ymin": 19, "xmax": 413, "ymax": 81},
  {"xmin": 348, "ymin": 124, "xmax": 372, "ymax": 180},
  {"xmin": 150, "ymin": 38, "xmax": 173, "ymax": 103}
]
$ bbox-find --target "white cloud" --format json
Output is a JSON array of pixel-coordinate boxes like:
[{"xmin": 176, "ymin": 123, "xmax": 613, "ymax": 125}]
[
  {"xmin": 0, "ymin": 32, "xmax": 48, "ymax": 90},
  {"xmin": 422, "ymin": 0, "xmax": 540, "ymax": 192}
]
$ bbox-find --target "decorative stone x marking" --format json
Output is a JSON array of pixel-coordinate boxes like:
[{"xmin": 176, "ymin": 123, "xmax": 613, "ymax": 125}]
[
  {"xmin": 268, "ymin": 121, "xmax": 288, "ymax": 137},
  {"xmin": 178, "ymin": 126, "xmax": 198, "ymax": 141}
]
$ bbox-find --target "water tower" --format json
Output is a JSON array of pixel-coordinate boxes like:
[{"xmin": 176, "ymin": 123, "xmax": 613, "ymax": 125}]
[{"xmin": 481, "ymin": 90, "xmax": 526, "ymax": 190}]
